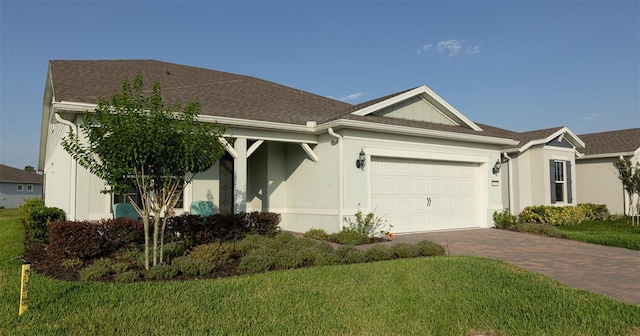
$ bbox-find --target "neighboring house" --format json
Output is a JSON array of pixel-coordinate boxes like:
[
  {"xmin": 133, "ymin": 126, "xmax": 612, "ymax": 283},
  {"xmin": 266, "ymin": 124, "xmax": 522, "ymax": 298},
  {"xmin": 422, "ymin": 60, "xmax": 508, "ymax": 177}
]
[
  {"xmin": 0, "ymin": 164, "xmax": 43, "ymax": 208},
  {"xmin": 576, "ymin": 128, "xmax": 640, "ymax": 215},
  {"xmin": 39, "ymin": 59, "xmax": 589, "ymax": 234}
]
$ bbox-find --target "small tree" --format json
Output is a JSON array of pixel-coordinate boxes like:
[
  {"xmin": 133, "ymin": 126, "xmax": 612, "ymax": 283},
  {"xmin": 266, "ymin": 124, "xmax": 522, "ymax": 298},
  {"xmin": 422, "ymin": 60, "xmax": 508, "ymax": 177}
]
[
  {"xmin": 24, "ymin": 166, "xmax": 36, "ymax": 173},
  {"xmin": 62, "ymin": 74, "xmax": 226, "ymax": 268},
  {"xmin": 613, "ymin": 158, "xmax": 640, "ymax": 225}
]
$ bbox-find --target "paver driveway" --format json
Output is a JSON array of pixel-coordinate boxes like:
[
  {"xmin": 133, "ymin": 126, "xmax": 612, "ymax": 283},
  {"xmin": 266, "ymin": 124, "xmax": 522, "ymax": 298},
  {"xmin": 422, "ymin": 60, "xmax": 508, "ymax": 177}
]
[{"xmin": 388, "ymin": 229, "xmax": 640, "ymax": 306}]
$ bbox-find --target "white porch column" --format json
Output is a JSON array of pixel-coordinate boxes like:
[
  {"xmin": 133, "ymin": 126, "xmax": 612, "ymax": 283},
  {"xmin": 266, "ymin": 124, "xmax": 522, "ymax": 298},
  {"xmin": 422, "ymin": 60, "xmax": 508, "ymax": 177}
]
[{"xmin": 234, "ymin": 138, "xmax": 248, "ymax": 213}]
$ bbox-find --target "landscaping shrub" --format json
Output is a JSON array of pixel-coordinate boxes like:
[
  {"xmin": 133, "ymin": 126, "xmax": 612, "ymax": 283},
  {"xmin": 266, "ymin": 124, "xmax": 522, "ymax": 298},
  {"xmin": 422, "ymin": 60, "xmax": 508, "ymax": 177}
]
[
  {"xmin": 144, "ymin": 264, "xmax": 179, "ymax": 280},
  {"xmin": 48, "ymin": 221, "xmax": 103, "ymax": 260},
  {"xmin": 577, "ymin": 203, "xmax": 610, "ymax": 221},
  {"xmin": 391, "ymin": 243, "xmax": 421, "ymax": 259},
  {"xmin": 238, "ymin": 252, "xmax": 272, "ymax": 273},
  {"xmin": 511, "ymin": 223, "xmax": 566, "ymax": 238},
  {"xmin": 100, "ymin": 218, "xmax": 144, "ymax": 252},
  {"xmin": 335, "ymin": 245, "xmax": 366, "ymax": 264},
  {"xmin": 162, "ymin": 242, "xmax": 186, "ymax": 264},
  {"xmin": 493, "ymin": 209, "xmax": 517, "ymax": 228},
  {"xmin": 415, "ymin": 240, "xmax": 446, "ymax": 256},
  {"xmin": 329, "ymin": 229, "xmax": 369, "ymax": 245},
  {"xmin": 114, "ymin": 248, "xmax": 144, "ymax": 267},
  {"xmin": 61, "ymin": 257, "xmax": 83, "ymax": 268},
  {"xmin": 18, "ymin": 197, "xmax": 44, "ymax": 222},
  {"xmin": 47, "ymin": 219, "xmax": 144, "ymax": 260},
  {"xmin": 111, "ymin": 261, "xmax": 130, "ymax": 274},
  {"xmin": 303, "ymin": 228, "xmax": 328, "ymax": 241},
  {"xmin": 115, "ymin": 270, "xmax": 139, "ymax": 283},
  {"xmin": 28, "ymin": 205, "xmax": 66, "ymax": 243},
  {"xmin": 342, "ymin": 207, "xmax": 391, "ymax": 239},
  {"xmin": 272, "ymin": 249, "xmax": 305, "ymax": 270},
  {"xmin": 244, "ymin": 211, "xmax": 281, "ymax": 237},
  {"xmin": 172, "ymin": 256, "xmax": 216, "ymax": 276},
  {"xmin": 167, "ymin": 212, "xmax": 281, "ymax": 249},
  {"xmin": 364, "ymin": 244, "xmax": 393, "ymax": 262},
  {"xmin": 187, "ymin": 242, "xmax": 234, "ymax": 266},
  {"xmin": 234, "ymin": 234, "xmax": 271, "ymax": 253},
  {"xmin": 519, "ymin": 205, "xmax": 587, "ymax": 226},
  {"xmin": 79, "ymin": 258, "xmax": 114, "ymax": 281}
]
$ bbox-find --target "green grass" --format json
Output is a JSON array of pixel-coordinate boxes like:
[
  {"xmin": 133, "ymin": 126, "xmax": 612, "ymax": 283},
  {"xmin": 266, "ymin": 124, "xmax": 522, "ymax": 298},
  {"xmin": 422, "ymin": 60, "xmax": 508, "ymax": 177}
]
[
  {"xmin": 556, "ymin": 218, "xmax": 640, "ymax": 251},
  {"xmin": 1, "ymin": 210, "xmax": 639, "ymax": 335}
]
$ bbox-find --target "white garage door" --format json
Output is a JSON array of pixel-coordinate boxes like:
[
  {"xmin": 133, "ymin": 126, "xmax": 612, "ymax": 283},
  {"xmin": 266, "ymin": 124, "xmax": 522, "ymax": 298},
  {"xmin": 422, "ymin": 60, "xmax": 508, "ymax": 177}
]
[{"xmin": 371, "ymin": 157, "xmax": 480, "ymax": 233}]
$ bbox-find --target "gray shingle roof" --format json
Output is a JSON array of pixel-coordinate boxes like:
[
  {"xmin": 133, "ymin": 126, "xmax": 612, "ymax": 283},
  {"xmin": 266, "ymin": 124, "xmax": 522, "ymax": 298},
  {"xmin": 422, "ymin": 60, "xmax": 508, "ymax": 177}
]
[
  {"xmin": 0, "ymin": 164, "xmax": 43, "ymax": 184},
  {"xmin": 49, "ymin": 60, "xmax": 352, "ymax": 125},
  {"xmin": 578, "ymin": 128, "xmax": 640, "ymax": 156}
]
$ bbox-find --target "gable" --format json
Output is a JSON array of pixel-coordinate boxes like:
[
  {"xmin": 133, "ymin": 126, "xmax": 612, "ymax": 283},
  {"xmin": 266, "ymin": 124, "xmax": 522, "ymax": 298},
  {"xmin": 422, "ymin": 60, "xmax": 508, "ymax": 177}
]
[
  {"xmin": 545, "ymin": 135, "xmax": 574, "ymax": 149},
  {"xmin": 371, "ymin": 95, "xmax": 457, "ymax": 126},
  {"xmin": 349, "ymin": 86, "xmax": 482, "ymax": 131}
]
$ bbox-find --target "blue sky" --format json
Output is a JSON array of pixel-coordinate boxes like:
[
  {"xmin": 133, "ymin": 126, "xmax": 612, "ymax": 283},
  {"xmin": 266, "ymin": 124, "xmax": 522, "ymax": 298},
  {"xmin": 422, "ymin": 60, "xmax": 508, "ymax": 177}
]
[{"xmin": 1, "ymin": 1, "xmax": 638, "ymax": 170}]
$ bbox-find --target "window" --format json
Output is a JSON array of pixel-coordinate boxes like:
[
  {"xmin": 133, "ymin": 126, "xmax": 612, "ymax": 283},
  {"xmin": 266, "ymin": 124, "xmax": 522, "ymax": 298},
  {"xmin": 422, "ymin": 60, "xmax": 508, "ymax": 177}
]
[
  {"xmin": 17, "ymin": 184, "xmax": 23, "ymax": 192},
  {"xmin": 553, "ymin": 161, "xmax": 565, "ymax": 202},
  {"xmin": 27, "ymin": 185, "xmax": 33, "ymax": 192},
  {"xmin": 549, "ymin": 160, "xmax": 573, "ymax": 204},
  {"xmin": 113, "ymin": 187, "xmax": 184, "ymax": 211}
]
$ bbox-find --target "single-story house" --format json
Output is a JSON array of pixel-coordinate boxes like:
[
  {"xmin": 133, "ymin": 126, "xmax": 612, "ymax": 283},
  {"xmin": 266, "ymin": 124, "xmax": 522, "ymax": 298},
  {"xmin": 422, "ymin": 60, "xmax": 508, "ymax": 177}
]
[
  {"xmin": 0, "ymin": 164, "xmax": 43, "ymax": 208},
  {"xmin": 39, "ymin": 59, "xmax": 602, "ymax": 234},
  {"xmin": 575, "ymin": 128, "xmax": 640, "ymax": 215}
]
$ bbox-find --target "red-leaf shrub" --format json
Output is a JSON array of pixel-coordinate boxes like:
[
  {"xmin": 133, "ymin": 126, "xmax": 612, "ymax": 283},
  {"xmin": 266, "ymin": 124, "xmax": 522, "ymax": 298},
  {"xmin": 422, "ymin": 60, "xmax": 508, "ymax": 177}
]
[
  {"xmin": 47, "ymin": 219, "xmax": 144, "ymax": 261},
  {"xmin": 167, "ymin": 212, "xmax": 281, "ymax": 249},
  {"xmin": 48, "ymin": 221, "xmax": 103, "ymax": 260}
]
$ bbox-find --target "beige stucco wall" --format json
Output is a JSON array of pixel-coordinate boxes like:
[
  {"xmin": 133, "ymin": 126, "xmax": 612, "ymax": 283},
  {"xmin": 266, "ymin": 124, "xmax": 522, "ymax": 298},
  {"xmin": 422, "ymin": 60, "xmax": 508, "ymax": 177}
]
[
  {"xmin": 507, "ymin": 145, "xmax": 578, "ymax": 215},
  {"xmin": 576, "ymin": 157, "xmax": 627, "ymax": 214}
]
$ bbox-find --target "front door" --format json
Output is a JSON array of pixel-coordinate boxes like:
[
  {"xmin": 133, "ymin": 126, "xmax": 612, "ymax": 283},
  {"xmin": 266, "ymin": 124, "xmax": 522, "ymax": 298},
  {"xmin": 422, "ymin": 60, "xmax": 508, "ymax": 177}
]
[{"xmin": 219, "ymin": 152, "xmax": 234, "ymax": 214}]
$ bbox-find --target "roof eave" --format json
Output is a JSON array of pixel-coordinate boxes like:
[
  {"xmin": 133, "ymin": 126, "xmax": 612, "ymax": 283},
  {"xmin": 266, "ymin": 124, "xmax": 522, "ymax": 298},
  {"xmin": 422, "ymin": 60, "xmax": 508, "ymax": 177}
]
[
  {"xmin": 322, "ymin": 119, "xmax": 518, "ymax": 146},
  {"xmin": 578, "ymin": 151, "xmax": 638, "ymax": 160}
]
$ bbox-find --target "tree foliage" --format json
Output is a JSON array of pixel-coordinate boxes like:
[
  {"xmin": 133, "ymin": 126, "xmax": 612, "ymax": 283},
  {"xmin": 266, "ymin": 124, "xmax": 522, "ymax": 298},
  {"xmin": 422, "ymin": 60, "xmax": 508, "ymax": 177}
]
[
  {"xmin": 62, "ymin": 74, "xmax": 226, "ymax": 268},
  {"xmin": 613, "ymin": 157, "xmax": 640, "ymax": 225}
]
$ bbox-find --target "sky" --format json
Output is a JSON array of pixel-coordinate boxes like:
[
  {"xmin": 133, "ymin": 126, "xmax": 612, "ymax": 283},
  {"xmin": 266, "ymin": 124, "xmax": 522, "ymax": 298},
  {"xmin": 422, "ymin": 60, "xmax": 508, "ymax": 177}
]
[{"xmin": 1, "ymin": 1, "xmax": 638, "ymax": 170}]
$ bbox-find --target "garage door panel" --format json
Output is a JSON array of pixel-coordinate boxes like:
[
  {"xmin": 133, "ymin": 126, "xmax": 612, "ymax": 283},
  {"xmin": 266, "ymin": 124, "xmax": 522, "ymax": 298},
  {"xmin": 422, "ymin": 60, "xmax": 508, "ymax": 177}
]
[{"xmin": 371, "ymin": 157, "xmax": 480, "ymax": 233}]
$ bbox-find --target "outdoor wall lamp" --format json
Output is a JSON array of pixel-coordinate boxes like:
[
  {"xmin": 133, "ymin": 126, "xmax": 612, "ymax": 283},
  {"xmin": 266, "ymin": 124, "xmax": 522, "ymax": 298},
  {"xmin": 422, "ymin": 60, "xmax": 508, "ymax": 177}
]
[
  {"xmin": 356, "ymin": 149, "xmax": 366, "ymax": 169},
  {"xmin": 492, "ymin": 159, "xmax": 502, "ymax": 174}
]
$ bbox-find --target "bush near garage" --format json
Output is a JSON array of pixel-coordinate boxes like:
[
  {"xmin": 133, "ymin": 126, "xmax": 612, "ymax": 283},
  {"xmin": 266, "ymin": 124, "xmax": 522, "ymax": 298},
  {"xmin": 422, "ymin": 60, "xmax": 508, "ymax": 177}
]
[{"xmin": 519, "ymin": 205, "xmax": 588, "ymax": 226}]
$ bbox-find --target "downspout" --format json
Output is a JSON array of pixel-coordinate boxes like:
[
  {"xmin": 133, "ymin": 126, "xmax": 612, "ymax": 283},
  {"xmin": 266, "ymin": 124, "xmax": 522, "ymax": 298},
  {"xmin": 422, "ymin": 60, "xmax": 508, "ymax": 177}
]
[
  {"xmin": 502, "ymin": 152, "xmax": 513, "ymax": 215},
  {"xmin": 327, "ymin": 128, "xmax": 343, "ymax": 231},
  {"xmin": 54, "ymin": 112, "xmax": 77, "ymax": 220}
]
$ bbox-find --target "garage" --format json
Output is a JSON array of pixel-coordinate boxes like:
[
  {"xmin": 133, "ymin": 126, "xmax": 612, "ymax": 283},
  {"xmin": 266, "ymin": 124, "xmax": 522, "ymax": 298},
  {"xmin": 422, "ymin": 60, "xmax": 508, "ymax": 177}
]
[{"xmin": 370, "ymin": 157, "xmax": 480, "ymax": 233}]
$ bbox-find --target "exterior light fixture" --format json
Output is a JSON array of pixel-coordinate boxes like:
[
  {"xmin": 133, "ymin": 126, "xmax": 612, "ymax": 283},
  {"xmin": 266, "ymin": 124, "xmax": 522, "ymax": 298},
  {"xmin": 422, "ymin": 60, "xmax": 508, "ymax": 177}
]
[
  {"xmin": 492, "ymin": 159, "xmax": 502, "ymax": 174},
  {"xmin": 356, "ymin": 149, "xmax": 366, "ymax": 169}
]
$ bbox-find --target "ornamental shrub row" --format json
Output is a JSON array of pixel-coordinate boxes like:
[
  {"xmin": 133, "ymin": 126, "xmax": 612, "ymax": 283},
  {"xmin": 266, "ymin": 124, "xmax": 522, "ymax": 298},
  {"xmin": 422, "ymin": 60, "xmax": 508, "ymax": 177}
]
[
  {"xmin": 47, "ymin": 218, "xmax": 144, "ymax": 260},
  {"xmin": 495, "ymin": 203, "xmax": 610, "ymax": 227},
  {"xmin": 166, "ymin": 212, "xmax": 281, "ymax": 249}
]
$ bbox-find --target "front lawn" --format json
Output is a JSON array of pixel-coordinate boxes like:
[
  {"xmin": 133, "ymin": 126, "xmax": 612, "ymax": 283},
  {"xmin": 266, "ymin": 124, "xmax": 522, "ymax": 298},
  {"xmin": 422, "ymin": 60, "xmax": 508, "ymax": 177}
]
[
  {"xmin": 1, "ymin": 211, "xmax": 639, "ymax": 335},
  {"xmin": 555, "ymin": 218, "xmax": 640, "ymax": 251}
]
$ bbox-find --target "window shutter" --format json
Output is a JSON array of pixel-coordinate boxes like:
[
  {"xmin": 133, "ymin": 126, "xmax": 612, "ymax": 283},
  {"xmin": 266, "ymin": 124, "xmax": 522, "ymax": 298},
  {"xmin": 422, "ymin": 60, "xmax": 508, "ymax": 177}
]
[
  {"xmin": 549, "ymin": 160, "xmax": 556, "ymax": 204},
  {"xmin": 566, "ymin": 161, "xmax": 573, "ymax": 203}
]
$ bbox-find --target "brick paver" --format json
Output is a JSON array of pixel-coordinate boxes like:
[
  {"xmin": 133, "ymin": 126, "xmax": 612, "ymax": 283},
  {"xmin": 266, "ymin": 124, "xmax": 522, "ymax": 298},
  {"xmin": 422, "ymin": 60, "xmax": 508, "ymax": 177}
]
[{"xmin": 384, "ymin": 229, "xmax": 640, "ymax": 306}]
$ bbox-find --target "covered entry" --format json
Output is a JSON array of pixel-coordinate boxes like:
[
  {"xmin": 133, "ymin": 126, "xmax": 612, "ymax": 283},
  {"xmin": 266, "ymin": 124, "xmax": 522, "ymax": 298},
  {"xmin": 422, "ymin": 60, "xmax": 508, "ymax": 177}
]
[{"xmin": 370, "ymin": 157, "xmax": 480, "ymax": 233}]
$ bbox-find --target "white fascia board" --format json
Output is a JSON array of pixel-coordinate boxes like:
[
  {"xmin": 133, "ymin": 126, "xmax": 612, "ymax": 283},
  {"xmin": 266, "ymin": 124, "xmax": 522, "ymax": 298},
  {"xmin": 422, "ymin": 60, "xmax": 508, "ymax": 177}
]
[
  {"xmin": 320, "ymin": 119, "xmax": 518, "ymax": 146},
  {"xmin": 198, "ymin": 115, "xmax": 314, "ymax": 133},
  {"xmin": 577, "ymin": 151, "xmax": 636, "ymax": 160},
  {"xmin": 349, "ymin": 85, "xmax": 483, "ymax": 132}
]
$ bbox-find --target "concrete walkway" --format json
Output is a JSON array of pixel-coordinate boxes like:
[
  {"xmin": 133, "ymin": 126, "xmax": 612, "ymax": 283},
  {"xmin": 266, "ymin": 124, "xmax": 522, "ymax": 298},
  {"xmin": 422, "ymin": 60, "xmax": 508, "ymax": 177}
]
[{"xmin": 382, "ymin": 229, "xmax": 640, "ymax": 306}]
